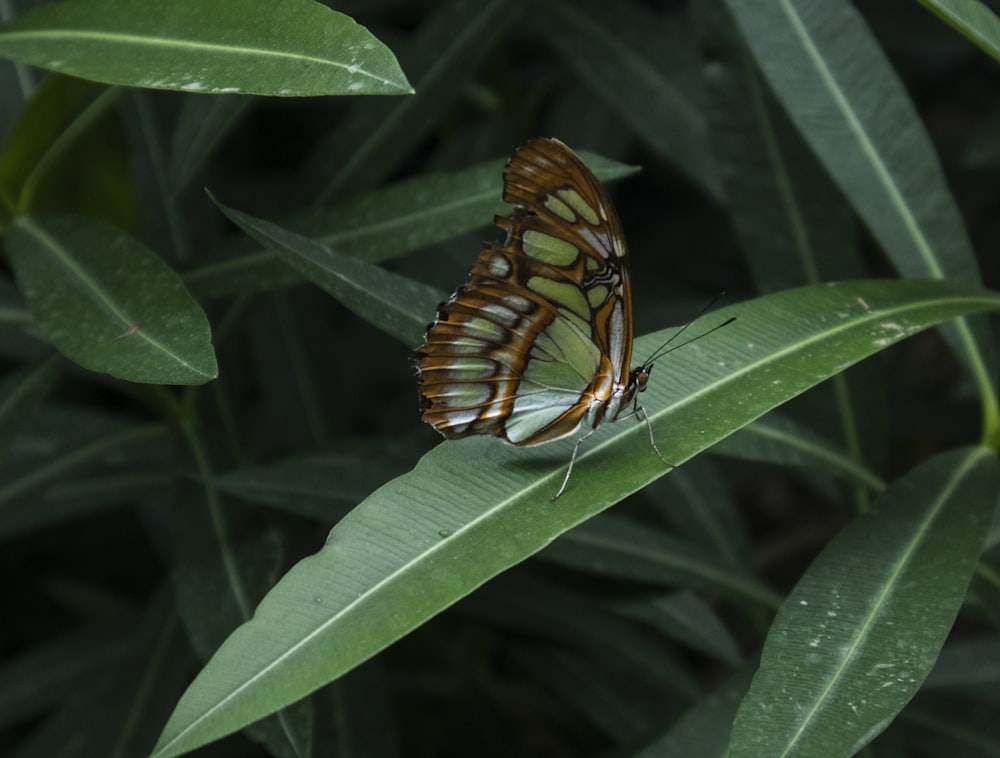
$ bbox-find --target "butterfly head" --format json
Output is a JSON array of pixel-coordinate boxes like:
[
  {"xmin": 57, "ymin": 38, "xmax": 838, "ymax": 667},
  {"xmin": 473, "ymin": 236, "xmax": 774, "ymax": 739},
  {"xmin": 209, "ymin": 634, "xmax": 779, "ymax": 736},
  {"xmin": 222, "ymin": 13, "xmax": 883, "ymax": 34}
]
[{"xmin": 624, "ymin": 363, "xmax": 653, "ymax": 406}]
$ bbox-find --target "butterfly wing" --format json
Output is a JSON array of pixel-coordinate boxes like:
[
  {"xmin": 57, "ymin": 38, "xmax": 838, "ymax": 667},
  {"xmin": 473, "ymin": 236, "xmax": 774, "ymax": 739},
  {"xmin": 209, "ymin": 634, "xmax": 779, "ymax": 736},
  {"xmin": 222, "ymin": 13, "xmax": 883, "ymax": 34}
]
[{"xmin": 415, "ymin": 137, "xmax": 633, "ymax": 446}]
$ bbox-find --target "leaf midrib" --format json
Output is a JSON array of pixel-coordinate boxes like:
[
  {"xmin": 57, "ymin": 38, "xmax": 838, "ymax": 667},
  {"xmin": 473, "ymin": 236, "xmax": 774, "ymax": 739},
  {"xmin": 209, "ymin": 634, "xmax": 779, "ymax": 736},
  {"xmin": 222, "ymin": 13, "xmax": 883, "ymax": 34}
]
[
  {"xmin": 1, "ymin": 28, "xmax": 398, "ymax": 86},
  {"xmin": 157, "ymin": 288, "xmax": 997, "ymax": 754}
]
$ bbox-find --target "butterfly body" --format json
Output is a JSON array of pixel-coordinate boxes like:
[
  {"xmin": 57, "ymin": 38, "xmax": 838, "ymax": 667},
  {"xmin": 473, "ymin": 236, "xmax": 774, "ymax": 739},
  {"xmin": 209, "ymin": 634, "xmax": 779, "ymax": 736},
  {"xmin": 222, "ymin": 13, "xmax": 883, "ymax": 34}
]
[{"xmin": 415, "ymin": 137, "xmax": 660, "ymax": 498}]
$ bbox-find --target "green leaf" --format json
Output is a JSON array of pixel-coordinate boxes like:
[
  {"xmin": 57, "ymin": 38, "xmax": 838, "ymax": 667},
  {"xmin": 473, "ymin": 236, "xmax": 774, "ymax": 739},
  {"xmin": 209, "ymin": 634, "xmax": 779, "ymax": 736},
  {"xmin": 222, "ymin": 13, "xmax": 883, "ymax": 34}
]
[
  {"xmin": 464, "ymin": 574, "xmax": 703, "ymax": 700},
  {"xmin": 645, "ymin": 455, "xmax": 755, "ymax": 570},
  {"xmin": 635, "ymin": 665, "xmax": 755, "ymax": 757},
  {"xmin": 729, "ymin": 446, "xmax": 1000, "ymax": 757},
  {"xmin": 896, "ymin": 696, "xmax": 1000, "ymax": 757},
  {"xmin": 0, "ymin": 629, "xmax": 129, "ymax": 730},
  {"xmin": 6, "ymin": 214, "xmax": 218, "ymax": 384},
  {"xmin": 10, "ymin": 593, "xmax": 195, "ymax": 758},
  {"xmin": 0, "ymin": 409, "xmax": 166, "ymax": 538},
  {"xmin": 694, "ymin": 0, "xmax": 862, "ymax": 291},
  {"xmin": 519, "ymin": 647, "xmax": 661, "ymax": 741},
  {"xmin": 694, "ymin": 0, "xmax": 887, "ymax": 504},
  {"xmin": 172, "ymin": 484, "xmax": 312, "ymax": 758},
  {"xmin": 924, "ymin": 637, "xmax": 1000, "ymax": 689},
  {"xmin": 151, "ymin": 279, "xmax": 1000, "ymax": 757},
  {"xmin": 0, "ymin": 353, "xmax": 61, "ymax": 454},
  {"xmin": 916, "ymin": 0, "xmax": 1000, "ymax": 63},
  {"xmin": 544, "ymin": 0, "xmax": 722, "ymax": 200},
  {"xmin": 212, "ymin": 451, "xmax": 413, "ymax": 523},
  {"xmin": 324, "ymin": 664, "xmax": 399, "ymax": 758},
  {"xmin": 0, "ymin": 469, "xmax": 170, "ymax": 541},
  {"xmin": 0, "ymin": 0, "xmax": 411, "ymax": 96},
  {"xmin": 615, "ymin": 591, "xmax": 744, "ymax": 666},
  {"xmin": 714, "ymin": 413, "xmax": 886, "ymax": 491},
  {"xmin": 187, "ymin": 149, "xmax": 638, "ymax": 300},
  {"xmin": 0, "ymin": 74, "xmax": 137, "ymax": 224},
  {"xmin": 540, "ymin": 513, "xmax": 781, "ymax": 609},
  {"xmin": 168, "ymin": 94, "xmax": 255, "ymax": 195},
  {"xmin": 724, "ymin": 0, "xmax": 982, "ymax": 288},
  {"xmin": 313, "ymin": 0, "xmax": 520, "ymax": 201},
  {"xmin": 966, "ymin": 545, "xmax": 1000, "ymax": 631},
  {"xmin": 213, "ymin": 197, "xmax": 443, "ymax": 347},
  {"xmin": 725, "ymin": 0, "xmax": 999, "ymax": 439}
]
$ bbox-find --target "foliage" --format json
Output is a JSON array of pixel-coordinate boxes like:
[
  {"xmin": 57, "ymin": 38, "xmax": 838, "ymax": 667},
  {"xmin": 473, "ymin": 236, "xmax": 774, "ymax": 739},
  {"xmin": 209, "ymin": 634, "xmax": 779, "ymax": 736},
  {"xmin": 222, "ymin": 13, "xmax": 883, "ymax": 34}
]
[{"xmin": 1, "ymin": 0, "xmax": 999, "ymax": 756}]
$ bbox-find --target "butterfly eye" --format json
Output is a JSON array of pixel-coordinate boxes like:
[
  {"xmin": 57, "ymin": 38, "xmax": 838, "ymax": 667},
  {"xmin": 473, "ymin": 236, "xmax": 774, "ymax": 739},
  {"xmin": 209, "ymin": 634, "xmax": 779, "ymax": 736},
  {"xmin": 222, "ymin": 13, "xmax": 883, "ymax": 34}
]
[{"xmin": 634, "ymin": 367, "xmax": 651, "ymax": 391}]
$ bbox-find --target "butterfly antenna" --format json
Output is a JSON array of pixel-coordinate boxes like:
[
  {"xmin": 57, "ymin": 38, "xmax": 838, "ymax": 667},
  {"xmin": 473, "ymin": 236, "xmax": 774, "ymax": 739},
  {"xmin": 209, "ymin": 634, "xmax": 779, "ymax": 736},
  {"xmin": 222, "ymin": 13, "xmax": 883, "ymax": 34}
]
[{"xmin": 642, "ymin": 293, "xmax": 734, "ymax": 366}]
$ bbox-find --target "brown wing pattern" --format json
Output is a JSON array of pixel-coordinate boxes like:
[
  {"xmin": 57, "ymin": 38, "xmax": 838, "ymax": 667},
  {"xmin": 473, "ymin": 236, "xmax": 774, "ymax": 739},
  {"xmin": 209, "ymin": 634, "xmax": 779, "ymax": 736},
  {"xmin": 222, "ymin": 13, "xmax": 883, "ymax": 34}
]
[
  {"xmin": 414, "ymin": 137, "xmax": 632, "ymax": 445},
  {"xmin": 501, "ymin": 138, "xmax": 632, "ymax": 360}
]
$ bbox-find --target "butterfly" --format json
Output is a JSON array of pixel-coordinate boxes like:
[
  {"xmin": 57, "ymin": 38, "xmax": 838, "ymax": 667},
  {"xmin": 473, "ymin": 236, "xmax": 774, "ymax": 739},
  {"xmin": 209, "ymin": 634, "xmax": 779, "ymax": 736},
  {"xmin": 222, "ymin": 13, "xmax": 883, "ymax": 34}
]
[{"xmin": 414, "ymin": 137, "xmax": 669, "ymax": 501}]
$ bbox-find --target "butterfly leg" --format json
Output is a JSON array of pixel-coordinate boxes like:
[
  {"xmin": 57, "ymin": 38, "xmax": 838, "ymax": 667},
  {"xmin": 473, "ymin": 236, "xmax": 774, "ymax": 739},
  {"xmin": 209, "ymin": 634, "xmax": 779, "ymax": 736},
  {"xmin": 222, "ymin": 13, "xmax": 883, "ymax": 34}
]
[
  {"xmin": 551, "ymin": 427, "xmax": 598, "ymax": 502},
  {"xmin": 634, "ymin": 405, "xmax": 674, "ymax": 467},
  {"xmin": 618, "ymin": 402, "xmax": 675, "ymax": 468}
]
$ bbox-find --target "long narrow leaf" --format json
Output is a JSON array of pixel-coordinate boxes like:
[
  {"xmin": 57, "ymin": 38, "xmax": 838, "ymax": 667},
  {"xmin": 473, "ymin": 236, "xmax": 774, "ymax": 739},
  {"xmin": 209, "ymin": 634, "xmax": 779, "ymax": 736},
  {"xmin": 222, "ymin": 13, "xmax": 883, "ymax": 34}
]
[
  {"xmin": 213, "ymin": 198, "xmax": 443, "ymax": 347},
  {"xmin": 188, "ymin": 149, "xmax": 637, "ymax": 299},
  {"xmin": 0, "ymin": 75, "xmax": 135, "ymax": 224},
  {"xmin": 729, "ymin": 446, "xmax": 1000, "ymax": 757},
  {"xmin": 314, "ymin": 0, "xmax": 520, "ymax": 200},
  {"xmin": 917, "ymin": 0, "xmax": 1000, "ymax": 63},
  {"xmin": 636, "ymin": 665, "xmax": 755, "ymax": 757},
  {"xmin": 713, "ymin": 414, "xmax": 886, "ymax": 492},
  {"xmin": 695, "ymin": 0, "xmax": 886, "ymax": 500},
  {"xmin": 725, "ymin": 0, "xmax": 998, "ymax": 438},
  {"xmin": 152, "ymin": 278, "xmax": 1000, "ymax": 757},
  {"xmin": 645, "ymin": 455, "xmax": 755, "ymax": 570},
  {"xmin": 0, "ymin": 353, "xmax": 61, "ymax": 454},
  {"xmin": 539, "ymin": 514, "xmax": 782, "ymax": 609},
  {"xmin": 545, "ymin": 0, "xmax": 721, "ymax": 199}
]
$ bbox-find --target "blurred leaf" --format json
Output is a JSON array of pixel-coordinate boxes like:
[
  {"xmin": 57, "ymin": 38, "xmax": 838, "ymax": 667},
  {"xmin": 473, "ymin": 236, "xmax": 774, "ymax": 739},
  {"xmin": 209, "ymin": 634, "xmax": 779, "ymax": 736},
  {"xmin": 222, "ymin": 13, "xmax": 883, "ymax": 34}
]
[
  {"xmin": 152, "ymin": 279, "xmax": 1000, "ymax": 757},
  {"xmin": 168, "ymin": 94, "xmax": 255, "ymax": 195},
  {"xmin": 615, "ymin": 591, "xmax": 744, "ymax": 665},
  {"xmin": 0, "ymin": 628, "xmax": 130, "ymax": 731},
  {"xmin": 0, "ymin": 469, "xmax": 169, "ymax": 541},
  {"xmin": 966, "ymin": 544, "xmax": 1000, "ymax": 631},
  {"xmin": 645, "ymin": 455, "xmax": 755, "ymax": 570},
  {"xmin": 324, "ymin": 663, "xmax": 400, "ymax": 758},
  {"xmin": 0, "ymin": 352, "xmax": 61, "ymax": 454},
  {"xmin": 10, "ymin": 592, "xmax": 194, "ymax": 758},
  {"xmin": 713, "ymin": 413, "xmax": 885, "ymax": 491},
  {"xmin": 729, "ymin": 446, "xmax": 999, "ymax": 757},
  {"xmin": 725, "ymin": 0, "xmax": 998, "ymax": 440},
  {"xmin": 7, "ymin": 214, "xmax": 218, "ymax": 384},
  {"xmin": 695, "ymin": 0, "xmax": 888, "ymax": 503},
  {"xmin": 463, "ymin": 573, "xmax": 702, "ymax": 699},
  {"xmin": 925, "ymin": 637, "xmax": 1000, "ymax": 689},
  {"xmin": 0, "ymin": 74, "xmax": 136, "ymax": 224},
  {"xmin": 540, "ymin": 513, "xmax": 780, "ymax": 609},
  {"xmin": 519, "ymin": 646, "xmax": 661, "ymax": 742},
  {"xmin": 635, "ymin": 664, "xmax": 754, "ymax": 757},
  {"xmin": 896, "ymin": 696, "xmax": 1000, "ymax": 758},
  {"xmin": 544, "ymin": 0, "xmax": 722, "ymax": 200},
  {"xmin": 313, "ymin": 0, "xmax": 521, "ymax": 201},
  {"xmin": 187, "ymin": 148, "xmax": 638, "ymax": 299},
  {"xmin": 212, "ymin": 451, "xmax": 413, "ymax": 523},
  {"xmin": 0, "ymin": 407, "xmax": 165, "ymax": 527},
  {"xmin": 963, "ymin": 105, "xmax": 1000, "ymax": 169},
  {"xmin": 172, "ymin": 479, "xmax": 312, "ymax": 758},
  {"xmin": 0, "ymin": 0, "xmax": 412, "ymax": 96},
  {"xmin": 213, "ymin": 197, "xmax": 442, "ymax": 346},
  {"xmin": 694, "ymin": 0, "xmax": 862, "ymax": 291},
  {"xmin": 0, "ymin": 277, "xmax": 45, "ymax": 363}
]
